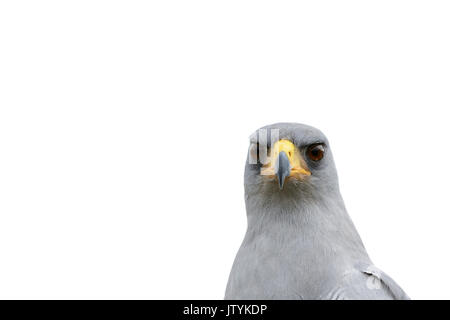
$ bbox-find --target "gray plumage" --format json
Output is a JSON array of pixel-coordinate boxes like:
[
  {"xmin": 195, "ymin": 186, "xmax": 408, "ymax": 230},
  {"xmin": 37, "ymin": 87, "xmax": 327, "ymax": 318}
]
[{"xmin": 225, "ymin": 122, "xmax": 408, "ymax": 300}]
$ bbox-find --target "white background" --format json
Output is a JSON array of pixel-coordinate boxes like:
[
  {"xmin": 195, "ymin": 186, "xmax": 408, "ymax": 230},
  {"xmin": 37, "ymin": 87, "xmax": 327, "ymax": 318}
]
[{"xmin": 0, "ymin": 1, "xmax": 449, "ymax": 299}]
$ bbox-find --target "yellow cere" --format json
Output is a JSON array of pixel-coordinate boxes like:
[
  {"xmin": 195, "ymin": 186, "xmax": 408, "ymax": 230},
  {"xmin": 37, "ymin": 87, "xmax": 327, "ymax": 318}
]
[{"xmin": 261, "ymin": 139, "xmax": 311, "ymax": 177}]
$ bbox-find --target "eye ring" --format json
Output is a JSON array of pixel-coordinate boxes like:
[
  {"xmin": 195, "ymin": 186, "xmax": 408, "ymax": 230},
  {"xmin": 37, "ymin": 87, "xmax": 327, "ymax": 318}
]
[{"xmin": 306, "ymin": 143, "xmax": 325, "ymax": 161}]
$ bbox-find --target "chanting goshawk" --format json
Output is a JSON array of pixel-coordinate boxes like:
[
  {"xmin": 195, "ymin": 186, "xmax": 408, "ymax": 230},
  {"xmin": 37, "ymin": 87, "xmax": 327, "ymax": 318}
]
[{"xmin": 225, "ymin": 123, "xmax": 409, "ymax": 300}]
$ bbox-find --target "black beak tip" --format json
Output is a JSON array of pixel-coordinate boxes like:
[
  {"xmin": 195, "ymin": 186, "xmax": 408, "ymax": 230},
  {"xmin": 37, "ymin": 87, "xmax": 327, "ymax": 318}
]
[{"xmin": 278, "ymin": 175, "xmax": 286, "ymax": 190}]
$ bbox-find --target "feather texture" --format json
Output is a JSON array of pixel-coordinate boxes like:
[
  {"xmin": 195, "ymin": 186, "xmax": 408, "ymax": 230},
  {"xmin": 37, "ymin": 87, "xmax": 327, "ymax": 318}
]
[{"xmin": 225, "ymin": 123, "xmax": 408, "ymax": 300}]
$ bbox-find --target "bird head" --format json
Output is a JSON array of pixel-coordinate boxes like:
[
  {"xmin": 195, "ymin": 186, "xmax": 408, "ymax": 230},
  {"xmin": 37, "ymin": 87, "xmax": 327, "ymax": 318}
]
[{"xmin": 245, "ymin": 123, "xmax": 340, "ymax": 202}]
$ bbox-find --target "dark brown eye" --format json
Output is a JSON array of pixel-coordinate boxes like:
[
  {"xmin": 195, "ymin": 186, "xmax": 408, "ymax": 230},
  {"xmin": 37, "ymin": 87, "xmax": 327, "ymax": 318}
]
[{"xmin": 307, "ymin": 144, "xmax": 325, "ymax": 161}]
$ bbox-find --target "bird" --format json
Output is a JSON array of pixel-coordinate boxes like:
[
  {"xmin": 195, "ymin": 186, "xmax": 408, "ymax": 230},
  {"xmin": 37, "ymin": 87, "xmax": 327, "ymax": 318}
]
[{"xmin": 225, "ymin": 122, "xmax": 409, "ymax": 300}]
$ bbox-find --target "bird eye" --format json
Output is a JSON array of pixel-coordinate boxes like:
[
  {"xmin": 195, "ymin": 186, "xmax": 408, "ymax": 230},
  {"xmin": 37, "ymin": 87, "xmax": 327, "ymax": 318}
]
[{"xmin": 306, "ymin": 144, "xmax": 325, "ymax": 161}]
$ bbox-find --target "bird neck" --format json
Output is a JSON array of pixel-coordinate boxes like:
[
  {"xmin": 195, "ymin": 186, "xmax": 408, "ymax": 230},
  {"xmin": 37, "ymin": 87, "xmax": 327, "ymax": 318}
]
[
  {"xmin": 246, "ymin": 188, "xmax": 345, "ymax": 225},
  {"xmin": 244, "ymin": 189, "xmax": 368, "ymax": 259}
]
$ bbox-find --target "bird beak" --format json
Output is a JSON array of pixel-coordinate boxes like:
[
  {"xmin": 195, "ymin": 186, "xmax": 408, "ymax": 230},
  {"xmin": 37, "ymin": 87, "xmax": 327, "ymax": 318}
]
[
  {"xmin": 275, "ymin": 151, "xmax": 291, "ymax": 189},
  {"xmin": 260, "ymin": 139, "xmax": 311, "ymax": 189}
]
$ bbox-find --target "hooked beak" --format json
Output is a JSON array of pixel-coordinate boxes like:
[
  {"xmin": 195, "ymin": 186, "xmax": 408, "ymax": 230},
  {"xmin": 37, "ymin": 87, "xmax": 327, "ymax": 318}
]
[
  {"xmin": 260, "ymin": 139, "xmax": 311, "ymax": 189},
  {"xmin": 275, "ymin": 151, "xmax": 291, "ymax": 189}
]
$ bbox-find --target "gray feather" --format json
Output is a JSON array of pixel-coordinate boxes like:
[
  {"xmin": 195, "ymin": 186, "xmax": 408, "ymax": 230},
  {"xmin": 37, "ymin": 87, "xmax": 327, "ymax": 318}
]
[{"xmin": 225, "ymin": 123, "xmax": 409, "ymax": 300}]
